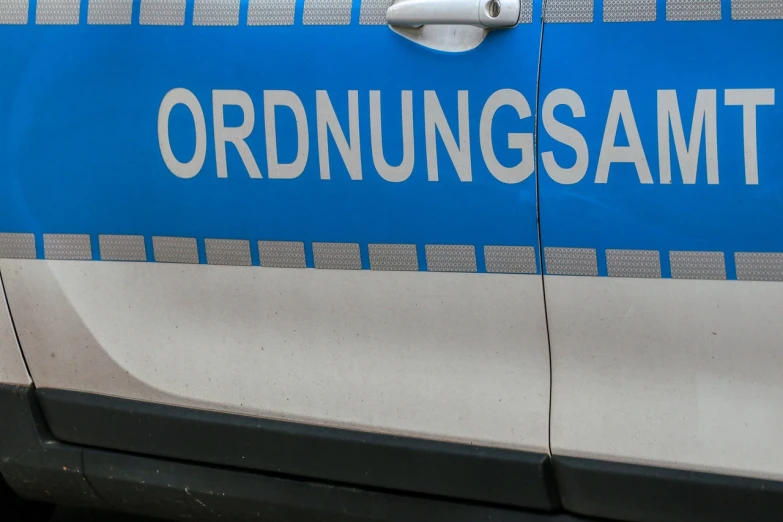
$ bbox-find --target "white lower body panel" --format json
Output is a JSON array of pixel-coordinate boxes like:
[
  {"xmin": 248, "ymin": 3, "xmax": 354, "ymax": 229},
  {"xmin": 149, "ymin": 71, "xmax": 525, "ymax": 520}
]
[
  {"xmin": 0, "ymin": 273, "xmax": 31, "ymax": 385},
  {"xmin": 0, "ymin": 259, "xmax": 551, "ymax": 453},
  {"xmin": 548, "ymin": 275, "xmax": 783, "ymax": 481}
]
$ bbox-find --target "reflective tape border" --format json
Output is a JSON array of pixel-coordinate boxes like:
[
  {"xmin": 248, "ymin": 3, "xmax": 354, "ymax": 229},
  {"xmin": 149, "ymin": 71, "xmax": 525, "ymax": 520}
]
[
  {"xmin": 0, "ymin": 232, "xmax": 540, "ymax": 274},
  {"xmin": 7, "ymin": 231, "xmax": 783, "ymax": 280},
  {"xmin": 3, "ymin": 0, "xmax": 781, "ymax": 26}
]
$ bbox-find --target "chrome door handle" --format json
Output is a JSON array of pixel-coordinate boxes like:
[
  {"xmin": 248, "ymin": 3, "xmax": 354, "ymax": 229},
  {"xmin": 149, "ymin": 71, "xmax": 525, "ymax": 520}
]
[{"xmin": 386, "ymin": 0, "xmax": 521, "ymax": 28}]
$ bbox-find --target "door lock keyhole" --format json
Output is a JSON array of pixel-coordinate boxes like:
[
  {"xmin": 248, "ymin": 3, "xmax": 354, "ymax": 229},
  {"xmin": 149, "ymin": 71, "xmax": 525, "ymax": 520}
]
[{"xmin": 486, "ymin": 0, "xmax": 501, "ymax": 18}]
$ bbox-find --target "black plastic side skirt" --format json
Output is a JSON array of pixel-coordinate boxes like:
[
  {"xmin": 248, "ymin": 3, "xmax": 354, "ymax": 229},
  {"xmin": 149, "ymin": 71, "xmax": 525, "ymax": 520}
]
[
  {"xmin": 37, "ymin": 388, "xmax": 559, "ymax": 510},
  {"xmin": 11, "ymin": 384, "xmax": 783, "ymax": 522},
  {"xmin": 0, "ymin": 383, "xmax": 582, "ymax": 522},
  {"xmin": 0, "ymin": 384, "xmax": 107, "ymax": 509},
  {"xmin": 86, "ymin": 451, "xmax": 573, "ymax": 522},
  {"xmin": 553, "ymin": 455, "xmax": 783, "ymax": 522}
]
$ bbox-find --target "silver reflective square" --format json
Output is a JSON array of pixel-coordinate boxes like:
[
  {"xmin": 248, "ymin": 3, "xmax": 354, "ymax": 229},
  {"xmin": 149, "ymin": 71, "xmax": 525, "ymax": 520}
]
[
  {"xmin": 544, "ymin": 247, "xmax": 598, "ymax": 276},
  {"xmin": 735, "ymin": 252, "xmax": 783, "ymax": 281},
  {"xmin": 0, "ymin": 233, "xmax": 36, "ymax": 259},
  {"xmin": 484, "ymin": 246, "xmax": 537, "ymax": 274},
  {"xmin": 669, "ymin": 251, "xmax": 726, "ymax": 280},
  {"xmin": 205, "ymin": 239, "xmax": 252, "ymax": 266},
  {"xmin": 258, "ymin": 241, "xmax": 306, "ymax": 268},
  {"xmin": 140, "ymin": 0, "xmax": 186, "ymax": 25},
  {"xmin": 666, "ymin": 0, "xmax": 721, "ymax": 21},
  {"xmin": 313, "ymin": 242, "xmax": 362, "ymax": 270},
  {"xmin": 0, "ymin": 0, "xmax": 29, "ymax": 24},
  {"xmin": 731, "ymin": 0, "xmax": 783, "ymax": 20},
  {"xmin": 248, "ymin": 0, "xmax": 295, "ymax": 25},
  {"xmin": 606, "ymin": 249, "xmax": 661, "ymax": 278},
  {"xmin": 36, "ymin": 0, "xmax": 80, "ymax": 24},
  {"xmin": 604, "ymin": 0, "xmax": 656, "ymax": 21},
  {"xmin": 425, "ymin": 245, "xmax": 477, "ymax": 273},
  {"xmin": 88, "ymin": 0, "xmax": 132, "ymax": 24},
  {"xmin": 303, "ymin": 0, "xmax": 352, "ymax": 25},
  {"xmin": 44, "ymin": 234, "xmax": 92, "ymax": 260},
  {"xmin": 193, "ymin": 0, "xmax": 240, "ymax": 25},
  {"xmin": 519, "ymin": 0, "xmax": 533, "ymax": 23},
  {"xmin": 99, "ymin": 235, "xmax": 147, "ymax": 261},
  {"xmin": 368, "ymin": 244, "xmax": 418, "ymax": 271},
  {"xmin": 358, "ymin": 0, "xmax": 390, "ymax": 24},
  {"xmin": 152, "ymin": 236, "xmax": 199, "ymax": 264},
  {"xmin": 544, "ymin": 0, "xmax": 594, "ymax": 23}
]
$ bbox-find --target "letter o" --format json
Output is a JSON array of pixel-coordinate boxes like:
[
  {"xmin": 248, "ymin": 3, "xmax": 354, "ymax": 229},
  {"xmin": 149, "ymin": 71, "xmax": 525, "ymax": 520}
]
[{"xmin": 158, "ymin": 88, "xmax": 207, "ymax": 179}]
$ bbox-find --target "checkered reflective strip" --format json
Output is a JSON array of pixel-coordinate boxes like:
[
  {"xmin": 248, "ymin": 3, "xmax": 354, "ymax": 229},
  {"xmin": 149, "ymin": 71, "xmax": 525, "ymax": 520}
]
[
  {"xmin": 193, "ymin": 0, "xmax": 240, "ymax": 25},
  {"xmin": 0, "ymin": 233, "xmax": 36, "ymax": 259},
  {"xmin": 313, "ymin": 242, "xmax": 362, "ymax": 269},
  {"xmin": 731, "ymin": 0, "xmax": 783, "ymax": 20},
  {"xmin": 484, "ymin": 246, "xmax": 537, "ymax": 274},
  {"xmin": 248, "ymin": 0, "xmax": 296, "ymax": 25},
  {"xmin": 139, "ymin": 0, "xmax": 186, "ymax": 25},
  {"xmin": 258, "ymin": 240, "xmax": 306, "ymax": 268},
  {"xmin": 152, "ymin": 236, "xmax": 199, "ymax": 264},
  {"xmin": 87, "ymin": 0, "xmax": 133, "ymax": 24},
  {"xmin": 368, "ymin": 244, "xmax": 418, "ymax": 271},
  {"xmin": 99, "ymin": 235, "xmax": 147, "ymax": 261},
  {"xmin": 544, "ymin": 247, "xmax": 598, "ymax": 276},
  {"xmin": 425, "ymin": 245, "xmax": 477, "ymax": 273},
  {"xmin": 735, "ymin": 252, "xmax": 783, "ymax": 281},
  {"xmin": 0, "ymin": 0, "xmax": 29, "ymax": 24},
  {"xmin": 544, "ymin": 0, "xmax": 594, "ymax": 23},
  {"xmin": 519, "ymin": 0, "xmax": 533, "ymax": 23},
  {"xmin": 603, "ymin": 0, "xmax": 656, "ymax": 22},
  {"xmin": 6, "ymin": 232, "xmax": 783, "ymax": 282},
  {"xmin": 359, "ymin": 0, "xmax": 391, "ymax": 24},
  {"xmin": 670, "ymin": 251, "xmax": 726, "ymax": 280},
  {"xmin": 303, "ymin": 0, "xmax": 352, "ymax": 25},
  {"xmin": 606, "ymin": 249, "xmax": 661, "ymax": 278},
  {"xmin": 205, "ymin": 238, "xmax": 252, "ymax": 266},
  {"xmin": 666, "ymin": 0, "xmax": 721, "ymax": 21},
  {"xmin": 43, "ymin": 234, "xmax": 92, "ymax": 260},
  {"xmin": 36, "ymin": 0, "xmax": 80, "ymax": 24},
  {"xmin": 19, "ymin": 0, "xmax": 777, "ymax": 24}
]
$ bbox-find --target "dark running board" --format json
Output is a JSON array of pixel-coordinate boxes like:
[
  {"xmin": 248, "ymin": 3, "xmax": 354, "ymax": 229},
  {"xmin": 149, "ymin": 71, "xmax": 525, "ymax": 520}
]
[
  {"xmin": 22, "ymin": 386, "xmax": 783, "ymax": 522},
  {"xmin": 37, "ymin": 387, "xmax": 559, "ymax": 510},
  {"xmin": 0, "ymin": 383, "xmax": 583, "ymax": 522},
  {"xmin": 554, "ymin": 455, "xmax": 783, "ymax": 522}
]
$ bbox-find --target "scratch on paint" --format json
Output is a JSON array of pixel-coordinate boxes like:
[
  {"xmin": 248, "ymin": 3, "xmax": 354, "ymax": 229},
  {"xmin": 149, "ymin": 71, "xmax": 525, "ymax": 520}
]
[{"xmin": 184, "ymin": 487, "xmax": 206, "ymax": 507}]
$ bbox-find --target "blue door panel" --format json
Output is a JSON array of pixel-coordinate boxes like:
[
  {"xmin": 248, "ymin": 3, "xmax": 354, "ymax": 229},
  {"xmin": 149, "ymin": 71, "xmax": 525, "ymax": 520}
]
[
  {"xmin": 0, "ymin": 0, "xmax": 544, "ymax": 272},
  {"xmin": 538, "ymin": 0, "xmax": 783, "ymax": 280}
]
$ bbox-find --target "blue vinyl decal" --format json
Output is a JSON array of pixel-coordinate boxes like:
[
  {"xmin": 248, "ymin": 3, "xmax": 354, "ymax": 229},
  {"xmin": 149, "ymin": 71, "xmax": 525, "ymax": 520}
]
[
  {"xmin": 3, "ymin": 0, "xmax": 782, "ymax": 278},
  {"xmin": 0, "ymin": 0, "xmax": 544, "ymax": 271},
  {"xmin": 537, "ymin": 0, "xmax": 783, "ymax": 279}
]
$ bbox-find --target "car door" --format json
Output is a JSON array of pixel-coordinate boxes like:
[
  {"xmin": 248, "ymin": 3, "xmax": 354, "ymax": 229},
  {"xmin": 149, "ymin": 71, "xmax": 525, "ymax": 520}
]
[
  {"xmin": 538, "ymin": 1, "xmax": 783, "ymax": 520},
  {"xmin": 0, "ymin": 0, "xmax": 554, "ymax": 510}
]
